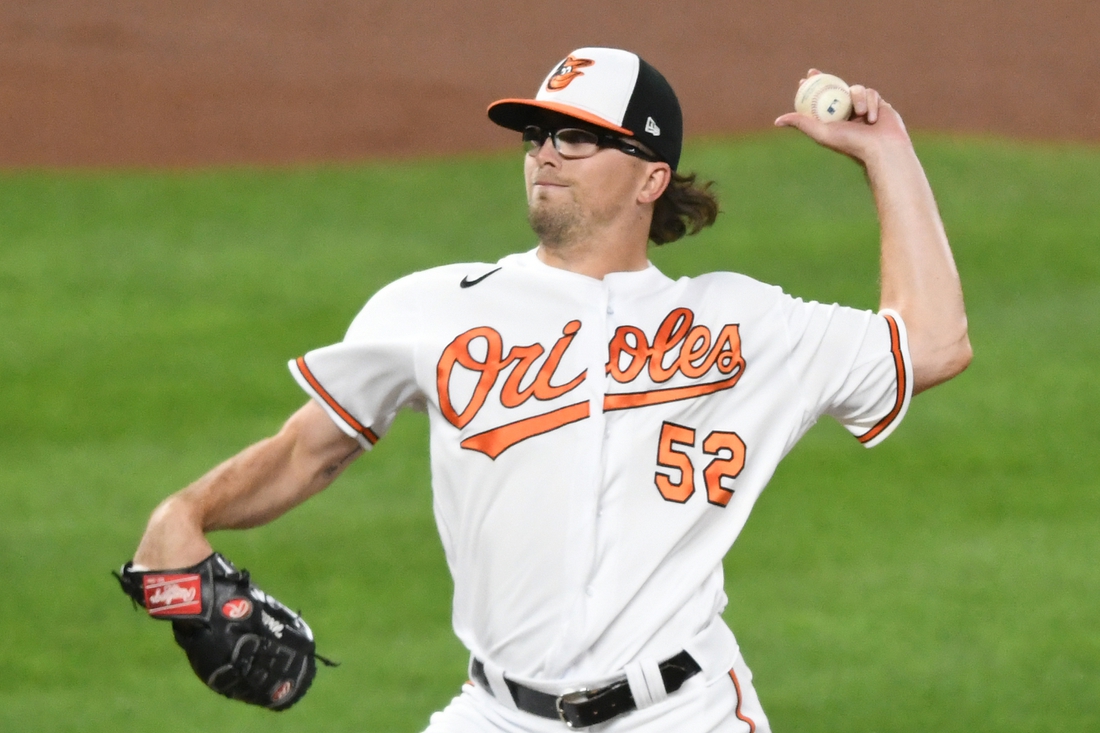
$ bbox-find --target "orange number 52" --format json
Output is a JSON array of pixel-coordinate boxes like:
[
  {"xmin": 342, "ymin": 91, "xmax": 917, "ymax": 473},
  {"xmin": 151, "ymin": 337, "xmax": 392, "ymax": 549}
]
[{"xmin": 654, "ymin": 421, "xmax": 746, "ymax": 507}]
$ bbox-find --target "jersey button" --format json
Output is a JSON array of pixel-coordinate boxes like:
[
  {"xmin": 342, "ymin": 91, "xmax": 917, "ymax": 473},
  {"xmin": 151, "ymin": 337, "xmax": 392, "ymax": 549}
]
[{"xmin": 606, "ymin": 305, "xmax": 614, "ymax": 314}]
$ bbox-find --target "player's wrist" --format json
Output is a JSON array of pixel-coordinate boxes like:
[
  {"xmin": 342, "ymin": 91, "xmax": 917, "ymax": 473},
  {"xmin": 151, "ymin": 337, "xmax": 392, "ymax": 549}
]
[
  {"xmin": 134, "ymin": 493, "xmax": 215, "ymax": 568},
  {"xmin": 859, "ymin": 134, "xmax": 919, "ymax": 173},
  {"xmin": 133, "ymin": 516, "xmax": 214, "ymax": 571}
]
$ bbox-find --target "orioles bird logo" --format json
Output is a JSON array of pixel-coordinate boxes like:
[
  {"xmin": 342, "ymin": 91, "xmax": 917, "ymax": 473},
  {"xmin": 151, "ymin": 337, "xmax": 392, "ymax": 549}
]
[{"xmin": 547, "ymin": 55, "xmax": 595, "ymax": 91}]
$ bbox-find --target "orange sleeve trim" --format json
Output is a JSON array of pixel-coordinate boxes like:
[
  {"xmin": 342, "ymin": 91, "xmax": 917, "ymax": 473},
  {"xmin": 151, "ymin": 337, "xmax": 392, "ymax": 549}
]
[
  {"xmin": 295, "ymin": 356, "xmax": 379, "ymax": 445},
  {"xmin": 857, "ymin": 313, "xmax": 907, "ymax": 445},
  {"xmin": 728, "ymin": 668, "xmax": 757, "ymax": 733}
]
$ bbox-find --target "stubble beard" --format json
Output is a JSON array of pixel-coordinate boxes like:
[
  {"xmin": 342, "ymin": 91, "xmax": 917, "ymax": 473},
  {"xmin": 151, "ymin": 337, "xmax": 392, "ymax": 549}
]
[{"xmin": 528, "ymin": 197, "xmax": 588, "ymax": 252}]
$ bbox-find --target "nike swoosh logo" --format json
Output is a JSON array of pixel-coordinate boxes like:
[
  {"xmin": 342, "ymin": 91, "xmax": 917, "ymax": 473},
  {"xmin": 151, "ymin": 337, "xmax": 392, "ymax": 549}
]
[{"xmin": 460, "ymin": 267, "xmax": 502, "ymax": 289}]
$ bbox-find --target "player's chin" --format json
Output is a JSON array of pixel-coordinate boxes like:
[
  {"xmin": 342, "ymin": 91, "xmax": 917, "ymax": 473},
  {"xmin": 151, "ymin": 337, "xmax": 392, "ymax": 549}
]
[
  {"xmin": 527, "ymin": 193, "xmax": 567, "ymax": 217},
  {"xmin": 528, "ymin": 201, "xmax": 580, "ymax": 243}
]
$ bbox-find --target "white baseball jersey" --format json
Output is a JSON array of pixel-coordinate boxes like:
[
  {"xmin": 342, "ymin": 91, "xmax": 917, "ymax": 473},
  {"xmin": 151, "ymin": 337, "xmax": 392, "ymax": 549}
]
[{"xmin": 289, "ymin": 248, "xmax": 912, "ymax": 688}]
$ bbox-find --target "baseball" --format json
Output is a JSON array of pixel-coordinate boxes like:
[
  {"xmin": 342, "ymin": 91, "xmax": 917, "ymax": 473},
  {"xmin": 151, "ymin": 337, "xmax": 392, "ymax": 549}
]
[{"xmin": 794, "ymin": 73, "xmax": 853, "ymax": 123}]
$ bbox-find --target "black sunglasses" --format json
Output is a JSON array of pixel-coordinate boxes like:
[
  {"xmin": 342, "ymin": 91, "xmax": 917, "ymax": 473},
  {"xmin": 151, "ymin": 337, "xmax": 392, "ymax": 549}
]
[{"xmin": 522, "ymin": 125, "xmax": 659, "ymax": 162}]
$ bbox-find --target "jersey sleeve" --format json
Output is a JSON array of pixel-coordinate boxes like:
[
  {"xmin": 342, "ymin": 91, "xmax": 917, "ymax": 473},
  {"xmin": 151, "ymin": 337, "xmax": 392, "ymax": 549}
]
[
  {"xmin": 781, "ymin": 296, "xmax": 913, "ymax": 448},
  {"xmin": 288, "ymin": 278, "xmax": 426, "ymax": 449}
]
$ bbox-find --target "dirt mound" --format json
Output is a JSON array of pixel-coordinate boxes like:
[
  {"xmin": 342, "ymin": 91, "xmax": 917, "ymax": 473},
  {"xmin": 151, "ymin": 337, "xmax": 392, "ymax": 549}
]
[{"xmin": 1, "ymin": 1, "xmax": 1097, "ymax": 167}]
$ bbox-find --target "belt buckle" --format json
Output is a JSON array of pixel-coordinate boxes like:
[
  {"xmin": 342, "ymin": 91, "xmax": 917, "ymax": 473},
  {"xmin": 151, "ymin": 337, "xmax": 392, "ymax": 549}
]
[{"xmin": 555, "ymin": 687, "xmax": 591, "ymax": 729}]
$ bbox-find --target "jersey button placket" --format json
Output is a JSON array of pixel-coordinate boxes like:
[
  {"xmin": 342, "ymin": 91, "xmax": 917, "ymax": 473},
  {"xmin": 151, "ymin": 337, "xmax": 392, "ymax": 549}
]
[
  {"xmin": 584, "ymin": 288, "xmax": 618, "ymax": 610},
  {"xmin": 566, "ymin": 289, "xmax": 609, "ymax": 619}
]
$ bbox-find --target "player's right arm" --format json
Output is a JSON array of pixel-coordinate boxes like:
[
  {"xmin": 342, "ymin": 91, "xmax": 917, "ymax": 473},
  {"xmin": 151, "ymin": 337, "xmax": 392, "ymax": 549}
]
[
  {"xmin": 132, "ymin": 400, "xmax": 362, "ymax": 569},
  {"xmin": 775, "ymin": 78, "xmax": 972, "ymax": 394}
]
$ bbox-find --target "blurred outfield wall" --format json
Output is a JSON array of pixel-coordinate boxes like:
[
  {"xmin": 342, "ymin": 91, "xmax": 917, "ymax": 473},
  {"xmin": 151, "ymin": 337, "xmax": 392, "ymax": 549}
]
[{"xmin": 1, "ymin": 0, "xmax": 1097, "ymax": 167}]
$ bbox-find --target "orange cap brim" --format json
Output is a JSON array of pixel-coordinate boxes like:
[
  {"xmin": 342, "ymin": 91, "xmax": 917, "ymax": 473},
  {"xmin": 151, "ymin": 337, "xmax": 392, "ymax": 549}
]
[{"xmin": 487, "ymin": 99, "xmax": 634, "ymax": 136}]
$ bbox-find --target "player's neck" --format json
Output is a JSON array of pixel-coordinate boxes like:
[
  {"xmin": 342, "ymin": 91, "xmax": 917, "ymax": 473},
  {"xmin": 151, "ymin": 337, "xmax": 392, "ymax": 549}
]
[
  {"xmin": 536, "ymin": 239, "xmax": 648, "ymax": 280},
  {"xmin": 535, "ymin": 218, "xmax": 650, "ymax": 279}
]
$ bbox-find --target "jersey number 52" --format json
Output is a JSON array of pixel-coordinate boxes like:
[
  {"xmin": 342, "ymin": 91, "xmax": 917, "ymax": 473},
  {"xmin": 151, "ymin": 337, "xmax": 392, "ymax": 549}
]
[{"xmin": 654, "ymin": 421, "xmax": 746, "ymax": 507}]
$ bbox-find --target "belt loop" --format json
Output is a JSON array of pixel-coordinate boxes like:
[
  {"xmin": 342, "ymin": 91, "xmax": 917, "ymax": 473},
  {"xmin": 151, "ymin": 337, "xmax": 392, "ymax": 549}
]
[
  {"xmin": 641, "ymin": 658, "xmax": 669, "ymax": 704},
  {"xmin": 624, "ymin": 659, "xmax": 668, "ymax": 710},
  {"xmin": 683, "ymin": 617, "xmax": 739, "ymax": 681},
  {"xmin": 481, "ymin": 658, "xmax": 519, "ymax": 711}
]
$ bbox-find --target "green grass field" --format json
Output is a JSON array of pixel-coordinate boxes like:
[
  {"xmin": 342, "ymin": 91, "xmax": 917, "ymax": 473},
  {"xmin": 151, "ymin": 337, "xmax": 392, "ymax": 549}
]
[{"xmin": 1, "ymin": 132, "xmax": 1098, "ymax": 732}]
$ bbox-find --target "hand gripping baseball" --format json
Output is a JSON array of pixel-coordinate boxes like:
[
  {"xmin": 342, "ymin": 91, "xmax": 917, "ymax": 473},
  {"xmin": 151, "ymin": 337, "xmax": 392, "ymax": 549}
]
[
  {"xmin": 776, "ymin": 69, "xmax": 912, "ymax": 164},
  {"xmin": 114, "ymin": 552, "xmax": 337, "ymax": 710}
]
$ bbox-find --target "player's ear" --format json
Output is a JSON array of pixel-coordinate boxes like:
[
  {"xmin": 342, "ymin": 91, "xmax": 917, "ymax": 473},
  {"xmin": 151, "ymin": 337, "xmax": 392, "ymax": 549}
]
[{"xmin": 638, "ymin": 162, "xmax": 671, "ymax": 205}]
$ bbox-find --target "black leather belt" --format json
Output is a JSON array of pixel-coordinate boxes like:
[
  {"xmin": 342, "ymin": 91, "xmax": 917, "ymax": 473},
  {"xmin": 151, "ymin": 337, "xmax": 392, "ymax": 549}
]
[{"xmin": 470, "ymin": 651, "xmax": 701, "ymax": 729}]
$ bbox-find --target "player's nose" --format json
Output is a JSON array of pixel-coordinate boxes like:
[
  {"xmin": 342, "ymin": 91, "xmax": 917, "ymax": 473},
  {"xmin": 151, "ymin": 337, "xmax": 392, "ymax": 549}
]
[{"xmin": 531, "ymin": 136, "xmax": 563, "ymax": 165}]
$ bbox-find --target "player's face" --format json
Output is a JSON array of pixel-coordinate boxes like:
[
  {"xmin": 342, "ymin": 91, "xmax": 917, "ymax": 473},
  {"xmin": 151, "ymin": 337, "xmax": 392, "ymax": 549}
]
[{"xmin": 524, "ymin": 128, "xmax": 657, "ymax": 248}]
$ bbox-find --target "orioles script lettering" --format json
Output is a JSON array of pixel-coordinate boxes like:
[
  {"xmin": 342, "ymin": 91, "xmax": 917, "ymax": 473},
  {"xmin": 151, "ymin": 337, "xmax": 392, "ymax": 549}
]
[{"xmin": 436, "ymin": 308, "xmax": 745, "ymax": 459}]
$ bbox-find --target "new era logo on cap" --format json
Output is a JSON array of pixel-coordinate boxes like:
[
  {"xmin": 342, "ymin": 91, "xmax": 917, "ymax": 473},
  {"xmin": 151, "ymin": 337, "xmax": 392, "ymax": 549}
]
[{"xmin": 488, "ymin": 47, "xmax": 683, "ymax": 169}]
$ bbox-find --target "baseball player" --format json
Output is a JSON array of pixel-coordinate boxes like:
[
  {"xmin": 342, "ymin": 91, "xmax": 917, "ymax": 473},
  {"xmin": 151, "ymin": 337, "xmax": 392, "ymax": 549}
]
[{"xmin": 125, "ymin": 48, "xmax": 970, "ymax": 731}]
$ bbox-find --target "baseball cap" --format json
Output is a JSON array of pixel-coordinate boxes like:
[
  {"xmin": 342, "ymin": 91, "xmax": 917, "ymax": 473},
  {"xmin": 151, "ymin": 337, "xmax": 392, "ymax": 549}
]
[{"xmin": 488, "ymin": 47, "xmax": 683, "ymax": 170}]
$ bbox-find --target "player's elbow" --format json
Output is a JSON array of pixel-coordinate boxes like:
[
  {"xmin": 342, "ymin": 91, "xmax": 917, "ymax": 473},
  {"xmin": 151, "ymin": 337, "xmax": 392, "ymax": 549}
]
[
  {"xmin": 912, "ymin": 329, "xmax": 972, "ymax": 394},
  {"xmin": 937, "ymin": 332, "xmax": 973, "ymax": 382}
]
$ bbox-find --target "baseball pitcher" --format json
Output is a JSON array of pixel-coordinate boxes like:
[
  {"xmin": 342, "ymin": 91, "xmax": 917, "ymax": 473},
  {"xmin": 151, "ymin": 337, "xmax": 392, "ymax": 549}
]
[{"xmin": 118, "ymin": 48, "xmax": 970, "ymax": 731}]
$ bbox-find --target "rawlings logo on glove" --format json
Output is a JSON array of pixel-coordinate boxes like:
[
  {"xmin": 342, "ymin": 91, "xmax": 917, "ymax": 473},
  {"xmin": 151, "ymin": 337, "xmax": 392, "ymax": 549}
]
[
  {"xmin": 143, "ymin": 574, "xmax": 202, "ymax": 615},
  {"xmin": 114, "ymin": 553, "xmax": 336, "ymax": 710}
]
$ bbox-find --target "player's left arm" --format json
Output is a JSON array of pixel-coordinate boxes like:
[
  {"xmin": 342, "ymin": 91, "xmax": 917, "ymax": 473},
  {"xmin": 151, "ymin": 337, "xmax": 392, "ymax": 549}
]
[
  {"xmin": 776, "ymin": 74, "xmax": 972, "ymax": 394},
  {"xmin": 132, "ymin": 400, "xmax": 363, "ymax": 570}
]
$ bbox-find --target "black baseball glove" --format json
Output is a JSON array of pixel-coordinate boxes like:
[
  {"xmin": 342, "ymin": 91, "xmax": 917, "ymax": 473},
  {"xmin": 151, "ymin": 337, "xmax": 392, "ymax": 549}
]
[{"xmin": 115, "ymin": 552, "xmax": 334, "ymax": 710}]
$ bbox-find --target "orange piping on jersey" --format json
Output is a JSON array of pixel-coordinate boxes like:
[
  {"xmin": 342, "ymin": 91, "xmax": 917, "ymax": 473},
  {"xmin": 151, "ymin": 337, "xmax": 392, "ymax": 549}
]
[
  {"xmin": 460, "ymin": 400, "xmax": 590, "ymax": 459},
  {"xmin": 295, "ymin": 357, "xmax": 379, "ymax": 444},
  {"xmin": 857, "ymin": 313, "xmax": 906, "ymax": 444},
  {"xmin": 603, "ymin": 371, "xmax": 744, "ymax": 412},
  {"xmin": 728, "ymin": 668, "xmax": 757, "ymax": 733}
]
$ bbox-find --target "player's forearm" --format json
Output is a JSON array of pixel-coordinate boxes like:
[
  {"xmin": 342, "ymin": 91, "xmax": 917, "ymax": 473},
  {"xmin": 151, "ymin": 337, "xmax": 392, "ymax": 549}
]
[
  {"xmin": 866, "ymin": 141, "xmax": 972, "ymax": 393},
  {"xmin": 133, "ymin": 402, "xmax": 362, "ymax": 569},
  {"xmin": 132, "ymin": 436, "xmax": 299, "ymax": 568}
]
